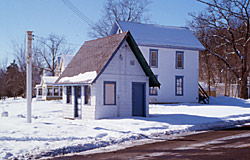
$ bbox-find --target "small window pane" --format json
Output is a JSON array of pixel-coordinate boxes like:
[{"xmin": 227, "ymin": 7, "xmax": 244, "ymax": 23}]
[
  {"xmin": 66, "ymin": 86, "xmax": 72, "ymax": 104},
  {"xmin": 150, "ymin": 75, "xmax": 158, "ymax": 95},
  {"xmin": 54, "ymin": 87, "xmax": 59, "ymax": 96},
  {"xmin": 151, "ymin": 59, "xmax": 156, "ymax": 67},
  {"xmin": 38, "ymin": 89, "xmax": 42, "ymax": 95},
  {"xmin": 150, "ymin": 87, "xmax": 157, "ymax": 95},
  {"xmin": 60, "ymin": 87, "xmax": 63, "ymax": 96},
  {"xmin": 151, "ymin": 51, "xmax": 157, "ymax": 59},
  {"xmin": 84, "ymin": 86, "xmax": 91, "ymax": 105},
  {"xmin": 47, "ymin": 88, "xmax": 53, "ymax": 96}
]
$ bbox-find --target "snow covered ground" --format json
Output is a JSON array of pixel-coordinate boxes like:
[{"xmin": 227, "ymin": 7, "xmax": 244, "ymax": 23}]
[{"xmin": 0, "ymin": 96, "xmax": 250, "ymax": 159}]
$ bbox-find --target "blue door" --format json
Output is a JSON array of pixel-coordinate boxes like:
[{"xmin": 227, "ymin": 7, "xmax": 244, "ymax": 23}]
[{"xmin": 132, "ymin": 82, "xmax": 146, "ymax": 116}]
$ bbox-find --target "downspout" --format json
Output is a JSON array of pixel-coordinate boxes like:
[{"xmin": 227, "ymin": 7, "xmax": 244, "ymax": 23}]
[{"xmin": 117, "ymin": 51, "xmax": 122, "ymax": 117}]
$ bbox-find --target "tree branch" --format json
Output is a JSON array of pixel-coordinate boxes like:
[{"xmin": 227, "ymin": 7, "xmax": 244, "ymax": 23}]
[{"xmin": 206, "ymin": 48, "xmax": 240, "ymax": 79}]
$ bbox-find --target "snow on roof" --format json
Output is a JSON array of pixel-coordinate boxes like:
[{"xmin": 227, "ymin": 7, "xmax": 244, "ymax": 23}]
[
  {"xmin": 112, "ymin": 21, "xmax": 205, "ymax": 50},
  {"xmin": 61, "ymin": 54, "xmax": 74, "ymax": 68},
  {"xmin": 42, "ymin": 76, "xmax": 59, "ymax": 84},
  {"xmin": 58, "ymin": 71, "xmax": 97, "ymax": 84},
  {"xmin": 35, "ymin": 84, "xmax": 42, "ymax": 88}
]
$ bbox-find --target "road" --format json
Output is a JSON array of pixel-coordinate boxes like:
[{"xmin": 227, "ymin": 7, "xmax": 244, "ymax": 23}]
[{"xmin": 52, "ymin": 125, "xmax": 250, "ymax": 160}]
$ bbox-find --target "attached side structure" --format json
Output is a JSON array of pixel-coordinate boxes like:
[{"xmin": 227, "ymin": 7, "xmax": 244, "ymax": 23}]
[{"xmin": 35, "ymin": 76, "xmax": 63, "ymax": 100}]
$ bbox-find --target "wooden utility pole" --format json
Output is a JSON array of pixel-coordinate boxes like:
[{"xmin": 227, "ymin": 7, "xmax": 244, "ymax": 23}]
[{"xmin": 27, "ymin": 31, "xmax": 33, "ymax": 123}]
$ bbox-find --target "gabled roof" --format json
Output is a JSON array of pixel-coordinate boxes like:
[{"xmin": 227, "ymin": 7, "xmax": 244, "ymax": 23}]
[
  {"xmin": 110, "ymin": 21, "xmax": 205, "ymax": 51},
  {"xmin": 60, "ymin": 54, "xmax": 74, "ymax": 68},
  {"xmin": 55, "ymin": 31, "xmax": 160, "ymax": 87}
]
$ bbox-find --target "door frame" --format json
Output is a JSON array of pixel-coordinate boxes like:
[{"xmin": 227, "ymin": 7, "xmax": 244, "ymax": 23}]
[{"xmin": 132, "ymin": 82, "xmax": 146, "ymax": 117}]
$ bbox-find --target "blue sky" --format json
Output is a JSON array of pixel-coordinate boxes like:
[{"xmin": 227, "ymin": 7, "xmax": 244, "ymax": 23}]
[{"xmin": 0, "ymin": 0, "xmax": 206, "ymax": 64}]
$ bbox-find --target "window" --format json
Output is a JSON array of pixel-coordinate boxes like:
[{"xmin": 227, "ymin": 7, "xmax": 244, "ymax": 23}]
[
  {"xmin": 130, "ymin": 60, "xmax": 135, "ymax": 65},
  {"xmin": 60, "ymin": 87, "xmax": 63, "ymax": 96},
  {"xmin": 54, "ymin": 87, "xmax": 59, "ymax": 96},
  {"xmin": 176, "ymin": 76, "xmax": 184, "ymax": 96},
  {"xmin": 84, "ymin": 86, "xmax": 91, "ymax": 105},
  {"xmin": 149, "ymin": 49, "xmax": 158, "ymax": 68},
  {"xmin": 75, "ymin": 86, "xmax": 81, "ymax": 98},
  {"xmin": 47, "ymin": 88, "xmax": 53, "ymax": 96},
  {"xmin": 176, "ymin": 51, "xmax": 184, "ymax": 69},
  {"xmin": 149, "ymin": 75, "xmax": 158, "ymax": 95},
  {"xmin": 66, "ymin": 86, "xmax": 72, "ymax": 104},
  {"xmin": 104, "ymin": 81, "xmax": 116, "ymax": 105},
  {"xmin": 38, "ymin": 88, "xmax": 42, "ymax": 96}
]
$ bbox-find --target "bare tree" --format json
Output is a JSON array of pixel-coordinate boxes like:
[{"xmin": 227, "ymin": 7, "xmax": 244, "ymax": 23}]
[
  {"xmin": 32, "ymin": 41, "xmax": 46, "ymax": 85},
  {"xmin": 12, "ymin": 40, "xmax": 27, "ymax": 94},
  {"xmin": 0, "ymin": 57, "xmax": 8, "ymax": 72},
  {"xmin": 12, "ymin": 40, "xmax": 44, "ymax": 96},
  {"xmin": 189, "ymin": 0, "xmax": 250, "ymax": 99},
  {"xmin": 0, "ymin": 57, "xmax": 8, "ymax": 99},
  {"xmin": 38, "ymin": 34, "xmax": 72, "ymax": 76},
  {"xmin": 89, "ymin": 0, "xmax": 151, "ymax": 38},
  {"xmin": 188, "ymin": 18, "xmax": 227, "ymax": 96}
]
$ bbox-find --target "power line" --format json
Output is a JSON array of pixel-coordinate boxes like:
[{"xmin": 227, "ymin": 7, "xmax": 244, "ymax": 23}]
[
  {"xmin": 33, "ymin": 35, "xmax": 83, "ymax": 46},
  {"xmin": 62, "ymin": 0, "xmax": 94, "ymax": 27},
  {"xmin": 62, "ymin": 0, "xmax": 107, "ymax": 39}
]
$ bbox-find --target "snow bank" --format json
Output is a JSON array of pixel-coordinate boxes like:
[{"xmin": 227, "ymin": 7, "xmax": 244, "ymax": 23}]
[{"xmin": 0, "ymin": 96, "xmax": 250, "ymax": 159}]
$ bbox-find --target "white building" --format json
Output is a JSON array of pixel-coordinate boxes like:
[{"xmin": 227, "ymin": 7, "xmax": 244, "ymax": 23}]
[
  {"xmin": 55, "ymin": 32, "xmax": 160, "ymax": 119},
  {"xmin": 110, "ymin": 21, "xmax": 205, "ymax": 103},
  {"xmin": 55, "ymin": 54, "xmax": 74, "ymax": 76},
  {"xmin": 35, "ymin": 76, "xmax": 63, "ymax": 100},
  {"xmin": 35, "ymin": 54, "xmax": 74, "ymax": 100}
]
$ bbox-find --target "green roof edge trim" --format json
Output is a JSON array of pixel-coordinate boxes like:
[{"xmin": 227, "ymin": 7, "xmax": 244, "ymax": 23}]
[{"xmin": 126, "ymin": 31, "xmax": 161, "ymax": 88}]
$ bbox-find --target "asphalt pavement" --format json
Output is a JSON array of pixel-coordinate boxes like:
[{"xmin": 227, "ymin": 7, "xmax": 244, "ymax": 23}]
[{"xmin": 52, "ymin": 125, "xmax": 250, "ymax": 160}]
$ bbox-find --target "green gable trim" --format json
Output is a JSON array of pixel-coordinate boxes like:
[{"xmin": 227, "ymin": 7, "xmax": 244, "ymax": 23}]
[{"xmin": 126, "ymin": 32, "xmax": 161, "ymax": 88}]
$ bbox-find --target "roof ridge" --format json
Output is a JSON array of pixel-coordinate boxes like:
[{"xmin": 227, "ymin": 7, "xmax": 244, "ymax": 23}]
[
  {"xmin": 117, "ymin": 20, "xmax": 188, "ymax": 30},
  {"xmin": 85, "ymin": 31, "xmax": 129, "ymax": 44},
  {"xmin": 55, "ymin": 31, "xmax": 130, "ymax": 84}
]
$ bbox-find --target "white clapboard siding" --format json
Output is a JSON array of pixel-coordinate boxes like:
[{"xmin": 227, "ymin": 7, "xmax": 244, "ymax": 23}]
[
  {"xmin": 140, "ymin": 46, "xmax": 199, "ymax": 103},
  {"xmin": 63, "ymin": 104, "xmax": 74, "ymax": 119},
  {"xmin": 94, "ymin": 41, "xmax": 149, "ymax": 119}
]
